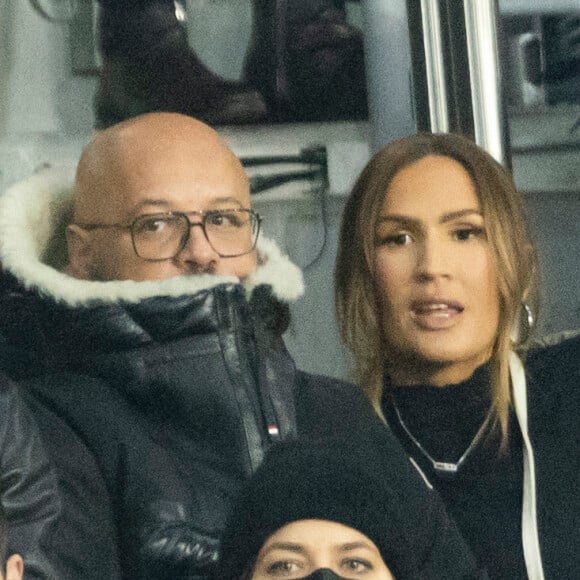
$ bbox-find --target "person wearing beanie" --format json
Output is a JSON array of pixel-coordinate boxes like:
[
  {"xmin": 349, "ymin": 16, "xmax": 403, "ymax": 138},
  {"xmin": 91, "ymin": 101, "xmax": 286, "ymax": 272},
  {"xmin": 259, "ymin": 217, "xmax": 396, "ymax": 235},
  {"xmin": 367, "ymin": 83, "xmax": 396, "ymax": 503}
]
[{"xmin": 218, "ymin": 438, "xmax": 484, "ymax": 580}]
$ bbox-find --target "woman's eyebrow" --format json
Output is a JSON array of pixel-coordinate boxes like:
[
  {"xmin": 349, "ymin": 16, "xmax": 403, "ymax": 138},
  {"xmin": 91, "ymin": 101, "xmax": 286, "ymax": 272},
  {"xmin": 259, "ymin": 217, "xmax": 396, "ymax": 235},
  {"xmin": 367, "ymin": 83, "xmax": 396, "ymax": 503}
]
[
  {"xmin": 439, "ymin": 209, "xmax": 482, "ymax": 223},
  {"xmin": 376, "ymin": 214, "xmax": 419, "ymax": 226},
  {"xmin": 260, "ymin": 542, "xmax": 305, "ymax": 556},
  {"xmin": 377, "ymin": 209, "xmax": 482, "ymax": 225},
  {"xmin": 338, "ymin": 541, "xmax": 375, "ymax": 553}
]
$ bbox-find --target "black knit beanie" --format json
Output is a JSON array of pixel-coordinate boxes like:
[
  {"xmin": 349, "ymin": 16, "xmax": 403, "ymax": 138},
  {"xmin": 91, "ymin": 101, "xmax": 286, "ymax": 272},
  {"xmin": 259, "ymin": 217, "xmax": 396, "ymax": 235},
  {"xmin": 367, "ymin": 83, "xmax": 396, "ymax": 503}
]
[{"xmin": 217, "ymin": 437, "xmax": 481, "ymax": 580}]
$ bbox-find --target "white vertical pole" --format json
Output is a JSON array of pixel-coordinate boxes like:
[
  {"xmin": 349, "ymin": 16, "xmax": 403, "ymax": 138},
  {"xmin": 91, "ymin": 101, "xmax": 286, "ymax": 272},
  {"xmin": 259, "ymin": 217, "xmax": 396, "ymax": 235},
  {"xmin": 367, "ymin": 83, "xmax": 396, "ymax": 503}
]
[
  {"xmin": 362, "ymin": 0, "xmax": 416, "ymax": 150},
  {"xmin": 463, "ymin": 0, "xmax": 506, "ymax": 163},
  {"xmin": 420, "ymin": 0, "xmax": 449, "ymax": 133}
]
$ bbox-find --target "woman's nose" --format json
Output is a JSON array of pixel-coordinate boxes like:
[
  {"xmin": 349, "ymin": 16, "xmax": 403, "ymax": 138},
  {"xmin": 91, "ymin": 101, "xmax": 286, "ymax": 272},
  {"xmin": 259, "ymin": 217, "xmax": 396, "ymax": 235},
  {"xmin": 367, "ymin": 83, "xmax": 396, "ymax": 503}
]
[{"xmin": 415, "ymin": 236, "xmax": 451, "ymax": 280}]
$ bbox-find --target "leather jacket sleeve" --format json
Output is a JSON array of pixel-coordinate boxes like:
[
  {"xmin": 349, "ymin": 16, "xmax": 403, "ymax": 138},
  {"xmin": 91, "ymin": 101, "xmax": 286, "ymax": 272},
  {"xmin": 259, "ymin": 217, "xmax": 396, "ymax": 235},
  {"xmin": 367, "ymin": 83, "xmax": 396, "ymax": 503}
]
[
  {"xmin": 121, "ymin": 464, "xmax": 225, "ymax": 579},
  {"xmin": 0, "ymin": 375, "xmax": 62, "ymax": 579},
  {"xmin": 137, "ymin": 502, "xmax": 220, "ymax": 580},
  {"xmin": 11, "ymin": 379, "xmax": 122, "ymax": 580}
]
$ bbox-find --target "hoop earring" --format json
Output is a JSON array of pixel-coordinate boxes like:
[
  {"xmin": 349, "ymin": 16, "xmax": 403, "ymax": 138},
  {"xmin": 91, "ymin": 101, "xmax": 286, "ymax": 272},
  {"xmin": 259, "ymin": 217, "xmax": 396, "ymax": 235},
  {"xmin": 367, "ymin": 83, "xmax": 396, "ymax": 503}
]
[{"xmin": 511, "ymin": 303, "xmax": 534, "ymax": 345}]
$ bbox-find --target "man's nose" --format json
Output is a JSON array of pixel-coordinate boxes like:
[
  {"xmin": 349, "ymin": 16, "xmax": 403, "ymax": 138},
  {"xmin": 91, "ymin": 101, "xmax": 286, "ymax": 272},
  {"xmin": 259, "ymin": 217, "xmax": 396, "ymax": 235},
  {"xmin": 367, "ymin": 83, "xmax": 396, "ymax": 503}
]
[{"xmin": 176, "ymin": 223, "xmax": 218, "ymax": 267}]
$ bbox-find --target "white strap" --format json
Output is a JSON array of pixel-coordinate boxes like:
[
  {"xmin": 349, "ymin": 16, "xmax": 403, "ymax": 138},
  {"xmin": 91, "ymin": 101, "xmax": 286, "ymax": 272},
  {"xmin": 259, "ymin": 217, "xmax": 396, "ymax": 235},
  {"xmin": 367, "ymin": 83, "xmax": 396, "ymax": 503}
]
[{"xmin": 510, "ymin": 351, "xmax": 545, "ymax": 580}]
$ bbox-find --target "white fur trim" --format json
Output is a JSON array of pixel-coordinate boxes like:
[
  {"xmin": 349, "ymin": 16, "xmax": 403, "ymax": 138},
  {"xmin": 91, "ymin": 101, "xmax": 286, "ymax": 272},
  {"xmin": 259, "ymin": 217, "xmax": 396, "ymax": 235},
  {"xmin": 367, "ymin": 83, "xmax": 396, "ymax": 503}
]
[
  {"xmin": 0, "ymin": 165, "xmax": 304, "ymax": 307},
  {"xmin": 244, "ymin": 237, "xmax": 304, "ymax": 302}
]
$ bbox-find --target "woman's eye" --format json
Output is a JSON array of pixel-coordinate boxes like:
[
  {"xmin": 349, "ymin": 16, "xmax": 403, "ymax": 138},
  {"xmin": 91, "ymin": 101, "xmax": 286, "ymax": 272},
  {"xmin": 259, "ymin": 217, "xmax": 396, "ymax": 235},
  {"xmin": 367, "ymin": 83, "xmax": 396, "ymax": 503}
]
[
  {"xmin": 377, "ymin": 233, "xmax": 413, "ymax": 246},
  {"xmin": 453, "ymin": 227, "xmax": 486, "ymax": 241},
  {"xmin": 342, "ymin": 558, "xmax": 373, "ymax": 573},
  {"xmin": 264, "ymin": 560, "xmax": 301, "ymax": 576}
]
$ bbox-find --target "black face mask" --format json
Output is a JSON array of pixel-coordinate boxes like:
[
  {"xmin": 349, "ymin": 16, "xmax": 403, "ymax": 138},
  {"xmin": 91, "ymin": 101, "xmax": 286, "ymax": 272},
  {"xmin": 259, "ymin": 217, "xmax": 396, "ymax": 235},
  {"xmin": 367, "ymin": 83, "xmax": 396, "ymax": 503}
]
[{"xmin": 297, "ymin": 569, "xmax": 350, "ymax": 580}]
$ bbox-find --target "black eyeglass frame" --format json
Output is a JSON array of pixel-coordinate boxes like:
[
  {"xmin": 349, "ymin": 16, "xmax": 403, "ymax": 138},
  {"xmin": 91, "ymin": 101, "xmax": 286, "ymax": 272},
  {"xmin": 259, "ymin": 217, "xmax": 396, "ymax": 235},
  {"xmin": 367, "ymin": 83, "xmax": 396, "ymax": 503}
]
[{"xmin": 74, "ymin": 208, "xmax": 262, "ymax": 261}]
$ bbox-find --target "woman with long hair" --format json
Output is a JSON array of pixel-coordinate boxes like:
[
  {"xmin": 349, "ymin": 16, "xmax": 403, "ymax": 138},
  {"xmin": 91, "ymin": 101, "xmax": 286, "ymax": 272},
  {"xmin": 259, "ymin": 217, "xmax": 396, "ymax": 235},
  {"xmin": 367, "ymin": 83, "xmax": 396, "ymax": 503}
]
[{"xmin": 335, "ymin": 132, "xmax": 579, "ymax": 579}]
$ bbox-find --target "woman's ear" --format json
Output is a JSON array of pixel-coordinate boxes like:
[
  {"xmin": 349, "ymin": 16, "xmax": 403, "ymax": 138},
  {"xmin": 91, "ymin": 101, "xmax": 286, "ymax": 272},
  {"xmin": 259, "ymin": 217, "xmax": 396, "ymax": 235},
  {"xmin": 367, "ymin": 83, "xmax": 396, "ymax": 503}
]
[
  {"xmin": 65, "ymin": 224, "xmax": 93, "ymax": 280},
  {"xmin": 5, "ymin": 554, "xmax": 24, "ymax": 580}
]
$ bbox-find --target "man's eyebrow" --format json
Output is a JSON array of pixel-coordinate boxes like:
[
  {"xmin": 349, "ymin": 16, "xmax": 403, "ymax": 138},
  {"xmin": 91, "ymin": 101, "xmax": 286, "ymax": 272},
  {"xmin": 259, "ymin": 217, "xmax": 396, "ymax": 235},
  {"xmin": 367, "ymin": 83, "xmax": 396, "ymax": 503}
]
[
  {"xmin": 207, "ymin": 196, "xmax": 244, "ymax": 208},
  {"xmin": 129, "ymin": 199, "xmax": 170, "ymax": 216},
  {"xmin": 130, "ymin": 197, "xmax": 245, "ymax": 215},
  {"xmin": 377, "ymin": 209, "xmax": 482, "ymax": 225}
]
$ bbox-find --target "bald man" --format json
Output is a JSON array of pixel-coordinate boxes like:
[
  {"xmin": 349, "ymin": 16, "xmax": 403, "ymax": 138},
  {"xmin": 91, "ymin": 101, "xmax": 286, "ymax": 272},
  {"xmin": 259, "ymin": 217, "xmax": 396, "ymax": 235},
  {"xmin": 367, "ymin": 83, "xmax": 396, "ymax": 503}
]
[
  {"xmin": 66, "ymin": 113, "xmax": 257, "ymax": 281},
  {"xmin": 0, "ymin": 113, "xmax": 476, "ymax": 579}
]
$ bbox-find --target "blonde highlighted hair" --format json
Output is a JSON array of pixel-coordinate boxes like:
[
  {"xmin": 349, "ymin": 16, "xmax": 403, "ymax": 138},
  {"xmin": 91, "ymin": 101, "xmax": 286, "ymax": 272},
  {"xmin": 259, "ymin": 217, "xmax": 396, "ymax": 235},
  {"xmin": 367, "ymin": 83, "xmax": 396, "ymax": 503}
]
[{"xmin": 335, "ymin": 133, "xmax": 539, "ymax": 443}]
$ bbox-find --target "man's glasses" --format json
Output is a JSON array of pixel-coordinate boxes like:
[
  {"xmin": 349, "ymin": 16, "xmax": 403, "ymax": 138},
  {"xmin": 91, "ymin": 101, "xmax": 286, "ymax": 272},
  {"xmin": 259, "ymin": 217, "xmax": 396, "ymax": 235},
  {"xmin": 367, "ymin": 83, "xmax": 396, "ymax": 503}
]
[{"xmin": 75, "ymin": 209, "xmax": 262, "ymax": 261}]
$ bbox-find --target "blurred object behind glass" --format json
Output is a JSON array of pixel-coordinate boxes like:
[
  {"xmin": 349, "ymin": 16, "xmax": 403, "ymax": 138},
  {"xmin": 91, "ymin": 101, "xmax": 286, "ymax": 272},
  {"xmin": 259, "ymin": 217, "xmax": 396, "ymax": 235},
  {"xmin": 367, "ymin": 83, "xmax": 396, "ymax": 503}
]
[
  {"xmin": 501, "ymin": 9, "xmax": 579, "ymax": 112},
  {"xmin": 94, "ymin": 0, "xmax": 368, "ymax": 128}
]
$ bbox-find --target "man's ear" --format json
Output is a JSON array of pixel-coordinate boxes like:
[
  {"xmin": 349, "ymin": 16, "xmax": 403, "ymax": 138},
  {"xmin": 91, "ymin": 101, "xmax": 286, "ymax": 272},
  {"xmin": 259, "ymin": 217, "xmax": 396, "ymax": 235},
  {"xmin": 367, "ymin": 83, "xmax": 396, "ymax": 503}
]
[
  {"xmin": 65, "ymin": 224, "xmax": 93, "ymax": 280},
  {"xmin": 5, "ymin": 554, "xmax": 23, "ymax": 580}
]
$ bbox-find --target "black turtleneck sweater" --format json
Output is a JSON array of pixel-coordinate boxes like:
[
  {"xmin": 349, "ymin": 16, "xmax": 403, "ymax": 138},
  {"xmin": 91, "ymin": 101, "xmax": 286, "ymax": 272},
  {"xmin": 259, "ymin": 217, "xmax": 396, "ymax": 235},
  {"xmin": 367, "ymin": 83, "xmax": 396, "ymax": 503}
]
[{"xmin": 382, "ymin": 364, "xmax": 527, "ymax": 579}]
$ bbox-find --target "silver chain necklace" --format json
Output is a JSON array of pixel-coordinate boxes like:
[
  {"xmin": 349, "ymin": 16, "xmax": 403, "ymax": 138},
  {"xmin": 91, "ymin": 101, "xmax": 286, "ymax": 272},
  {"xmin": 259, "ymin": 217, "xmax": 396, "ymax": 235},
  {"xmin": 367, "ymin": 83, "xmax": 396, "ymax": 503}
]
[{"xmin": 392, "ymin": 398, "xmax": 492, "ymax": 475}]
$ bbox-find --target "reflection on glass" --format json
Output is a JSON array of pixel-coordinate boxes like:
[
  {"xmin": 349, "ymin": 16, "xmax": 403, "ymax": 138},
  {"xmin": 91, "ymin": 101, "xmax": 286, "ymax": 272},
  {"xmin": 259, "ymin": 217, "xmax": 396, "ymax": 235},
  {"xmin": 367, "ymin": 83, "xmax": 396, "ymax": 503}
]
[{"xmin": 94, "ymin": 0, "xmax": 368, "ymax": 127}]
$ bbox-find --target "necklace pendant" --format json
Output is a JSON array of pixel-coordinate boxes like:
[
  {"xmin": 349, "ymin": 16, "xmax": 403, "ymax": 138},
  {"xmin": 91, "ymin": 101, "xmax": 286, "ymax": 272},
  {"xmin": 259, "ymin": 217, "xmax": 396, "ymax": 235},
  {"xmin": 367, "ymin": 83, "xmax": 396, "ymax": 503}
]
[
  {"xmin": 391, "ymin": 398, "xmax": 492, "ymax": 479},
  {"xmin": 432, "ymin": 461, "xmax": 459, "ymax": 473}
]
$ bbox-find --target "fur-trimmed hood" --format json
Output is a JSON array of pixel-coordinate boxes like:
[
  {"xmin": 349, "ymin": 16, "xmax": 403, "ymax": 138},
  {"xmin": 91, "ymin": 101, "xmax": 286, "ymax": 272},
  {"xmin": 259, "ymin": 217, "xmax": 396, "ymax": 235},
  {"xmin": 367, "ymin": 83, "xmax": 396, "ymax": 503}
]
[
  {"xmin": 0, "ymin": 165, "xmax": 304, "ymax": 380},
  {"xmin": 0, "ymin": 164, "xmax": 304, "ymax": 307}
]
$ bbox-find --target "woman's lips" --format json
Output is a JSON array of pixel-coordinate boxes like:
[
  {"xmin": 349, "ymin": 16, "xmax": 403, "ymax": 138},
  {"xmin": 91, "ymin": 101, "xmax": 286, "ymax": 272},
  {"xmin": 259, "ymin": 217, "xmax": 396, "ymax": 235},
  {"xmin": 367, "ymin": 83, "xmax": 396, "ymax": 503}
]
[{"xmin": 410, "ymin": 300, "xmax": 464, "ymax": 330}]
